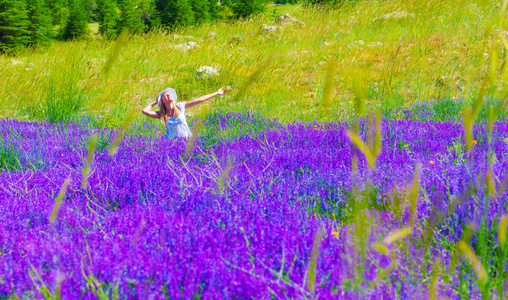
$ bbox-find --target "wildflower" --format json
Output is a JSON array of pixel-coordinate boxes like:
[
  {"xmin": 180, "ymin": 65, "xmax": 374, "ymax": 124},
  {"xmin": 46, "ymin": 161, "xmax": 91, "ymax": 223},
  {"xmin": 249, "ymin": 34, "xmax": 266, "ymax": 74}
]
[
  {"xmin": 472, "ymin": 140, "xmax": 477, "ymax": 145},
  {"xmin": 459, "ymin": 111, "xmax": 462, "ymax": 114},
  {"xmin": 397, "ymin": 112, "xmax": 400, "ymax": 115},
  {"xmin": 332, "ymin": 231, "xmax": 339, "ymax": 238},
  {"xmin": 491, "ymin": 124, "xmax": 494, "ymax": 128},
  {"xmin": 322, "ymin": 126, "xmax": 325, "ymax": 129},
  {"xmin": 139, "ymin": 132, "xmax": 142, "ymax": 136},
  {"xmin": 314, "ymin": 213, "xmax": 317, "ymax": 219},
  {"xmin": 429, "ymin": 161, "xmax": 434, "ymax": 165},
  {"xmin": 239, "ymin": 123, "xmax": 242, "ymax": 126},
  {"xmin": 157, "ymin": 131, "xmax": 161, "ymax": 134},
  {"xmin": 314, "ymin": 125, "xmax": 317, "ymax": 129},
  {"xmin": 332, "ymin": 212, "xmax": 335, "ymax": 217},
  {"xmin": 397, "ymin": 119, "xmax": 401, "ymax": 121}
]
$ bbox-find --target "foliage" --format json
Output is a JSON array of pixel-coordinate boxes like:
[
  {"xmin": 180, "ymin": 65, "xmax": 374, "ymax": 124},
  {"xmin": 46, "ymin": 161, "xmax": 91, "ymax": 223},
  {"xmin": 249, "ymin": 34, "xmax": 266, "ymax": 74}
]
[
  {"xmin": 190, "ymin": 0, "xmax": 210, "ymax": 24},
  {"xmin": 60, "ymin": 0, "xmax": 89, "ymax": 40},
  {"xmin": 233, "ymin": 0, "xmax": 264, "ymax": 18},
  {"xmin": 138, "ymin": 0, "xmax": 161, "ymax": 30},
  {"xmin": 97, "ymin": 0, "xmax": 119, "ymax": 39},
  {"xmin": 156, "ymin": 0, "xmax": 195, "ymax": 28},
  {"xmin": 2, "ymin": 0, "xmax": 503, "ymax": 123},
  {"xmin": 0, "ymin": 0, "xmax": 30, "ymax": 53},
  {"xmin": 25, "ymin": 0, "xmax": 54, "ymax": 46},
  {"xmin": 118, "ymin": 0, "xmax": 146, "ymax": 34},
  {"xmin": 47, "ymin": 0, "xmax": 69, "ymax": 26}
]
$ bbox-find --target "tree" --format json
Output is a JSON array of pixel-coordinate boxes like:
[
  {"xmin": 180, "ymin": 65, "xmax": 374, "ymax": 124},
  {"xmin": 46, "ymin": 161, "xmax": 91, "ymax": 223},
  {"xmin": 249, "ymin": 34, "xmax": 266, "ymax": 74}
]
[
  {"xmin": 219, "ymin": 0, "xmax": 234, "ymax": 19},
  {"xmin": 83, "ymin": 0, "xmax": 97, "ymax": 21},
  {"xmin": 60, "ymin": 0, "xmax": 89, "ymax": 40},
  {"xmin": 118, "ymin": 0, "xmax": 146, "ymax": 34},
  {"xmin": 0, "ymin": 0, "xmax": 30, "ymax": 52},
  {"xmin": 138, "ymin": 0, "xmax": 160, "ymax": 31},
  {"xmin": 97, "ymin": 0, "xmax": 119, "ymax": 38},
  {"xmin": 25, "ymin": 0, "xmax": 54, "ymax": 46},
  {"xmin": 234, "ymin": 0, "xmax": 264, "ymax": 19},
  {"xmin": 47, "ymin": 0, "xmax": 68, "ymax": 27},
  {"xmin": 156, "ymin": 0, "xmax": 194, "ymax": 28},
  {"xmin": 208, "ymin": 0, "xmax": 221, "ymax": 21},
  {"xmin": 189, "ymin": 0, "xmax": 208, "ymax": 24}
]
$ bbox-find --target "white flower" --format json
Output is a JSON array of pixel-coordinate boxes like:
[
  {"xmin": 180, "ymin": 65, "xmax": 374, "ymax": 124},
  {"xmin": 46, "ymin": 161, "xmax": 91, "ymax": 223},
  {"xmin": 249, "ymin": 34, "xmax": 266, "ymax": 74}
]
[{"xmin": 196, "ymin": 66, "xmax": 219, "ymax": 79}]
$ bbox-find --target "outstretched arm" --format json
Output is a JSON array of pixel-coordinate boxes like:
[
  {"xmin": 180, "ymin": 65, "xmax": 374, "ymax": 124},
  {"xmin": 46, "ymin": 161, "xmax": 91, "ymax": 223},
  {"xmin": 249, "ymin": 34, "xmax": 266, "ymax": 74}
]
[
  {"xmin": 185, "ymin": 88, "xmax": 228, "ymax": 109},
  {"xmin": 142, "ymin": 101, "xmax": 160, "ymax": 119}
]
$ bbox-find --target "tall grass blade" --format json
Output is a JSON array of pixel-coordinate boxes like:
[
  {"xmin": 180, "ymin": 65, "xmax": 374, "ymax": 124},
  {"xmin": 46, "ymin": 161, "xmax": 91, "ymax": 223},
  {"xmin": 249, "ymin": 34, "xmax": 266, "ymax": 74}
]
[
  {"xmin": 352, "ymin": 75, "xmax": 366, "ymax": 117},
  {"xmin": 383, "ymin": 227, "xmax": 412, "ymax": 245},
  {"xmin": 108, "ymin": 108, "xmax": 136, "ymax": 156},
  {"xmin": 321, "ymin": 58, "xmax": 337, "ymax": 118},
  {"xmin": 82, "ymin": 135, "xmax": 98, "ymax": 188},
  {"xmin": 49, "ymin": 177, "xmax": 71, "ymax": 224},
  {"xmin": 369, "ymin": 261, "xmax": 397, "ymax": 289},
  {"xmin": 499, "ymin": 214, "xmax": 508, "ymax": 250},
  {"xmin": 307, "ymin": 229, "xmax": 323, "ymax": 292},
  {"xmin": 232, "ymin": 56, "xmax": 272, "ymax": 104},
  {"xmin": 409, "ymin": 163, "xmax": 421, "ymax": 228},
  {"xmin": 457, "ymin": 240, "xmax": 488, "ymax": 283},
  {"xmin": 103, "ymin": 30, "xmax": 129, "ymax": 76},
  {"xmin": 429, "ymin": 258, "xmax": 441, "ymax": 300},
  {"xmin": 346, "ymin": 130, "xmax": 375, "ymax": 168}
]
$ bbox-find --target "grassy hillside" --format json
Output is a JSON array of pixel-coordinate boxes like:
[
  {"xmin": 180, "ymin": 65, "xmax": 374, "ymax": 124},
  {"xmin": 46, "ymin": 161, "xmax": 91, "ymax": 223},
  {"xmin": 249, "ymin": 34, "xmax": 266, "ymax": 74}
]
[{"xmin": 0, "ymin": 0, "xmax": 505, "ymax": 125}]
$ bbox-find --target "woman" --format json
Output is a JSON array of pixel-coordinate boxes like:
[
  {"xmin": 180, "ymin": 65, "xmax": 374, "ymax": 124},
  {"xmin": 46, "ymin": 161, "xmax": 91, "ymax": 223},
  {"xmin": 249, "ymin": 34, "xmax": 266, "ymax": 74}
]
[{"xmin": 142, "ymin": 87, "xmax": 228, "ymax": 140}]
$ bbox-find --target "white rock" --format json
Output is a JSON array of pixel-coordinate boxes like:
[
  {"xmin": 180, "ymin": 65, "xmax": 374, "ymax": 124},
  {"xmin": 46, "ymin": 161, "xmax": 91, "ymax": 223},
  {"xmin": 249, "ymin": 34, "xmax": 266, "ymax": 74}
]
[
  {"xmin": 262, "ymin": 24, "xmax": 279, "ymax": 32},
  {"xmin": 274, "ymin": 13, "xmax": 305, "ymax": 27},
  {"xmin": 174, "ymin": 42, "xmax": 199, "ymax": 51},
  {"xmin": 196, "ymin": 66, "xmax": 219, "ymax": 79}
]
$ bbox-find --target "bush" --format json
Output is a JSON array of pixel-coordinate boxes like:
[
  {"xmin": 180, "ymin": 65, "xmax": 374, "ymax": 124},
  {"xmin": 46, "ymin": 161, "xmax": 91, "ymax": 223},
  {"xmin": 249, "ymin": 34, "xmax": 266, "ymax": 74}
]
[{"xmin": 234, "ymin": 0, "xmax": 265, "ymax": 18}]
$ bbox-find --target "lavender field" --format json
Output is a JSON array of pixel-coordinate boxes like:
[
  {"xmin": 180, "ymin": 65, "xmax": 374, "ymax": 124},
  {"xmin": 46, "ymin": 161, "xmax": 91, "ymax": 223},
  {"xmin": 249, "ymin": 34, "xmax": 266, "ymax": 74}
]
[{"xmin": 0, "ymin": 107, "xmax": 507, "ymax": 299}]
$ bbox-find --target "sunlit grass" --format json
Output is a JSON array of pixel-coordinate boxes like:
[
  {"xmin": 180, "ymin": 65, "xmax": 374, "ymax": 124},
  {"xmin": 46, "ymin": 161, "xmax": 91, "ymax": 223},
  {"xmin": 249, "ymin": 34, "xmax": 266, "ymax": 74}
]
[{"xmin": 0, "ymin": 0, "xmax": 504, "ymax": 126}]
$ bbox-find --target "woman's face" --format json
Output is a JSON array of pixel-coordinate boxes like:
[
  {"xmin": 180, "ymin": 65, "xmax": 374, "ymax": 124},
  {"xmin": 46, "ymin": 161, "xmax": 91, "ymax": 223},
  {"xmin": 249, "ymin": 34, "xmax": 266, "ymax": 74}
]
[{"xmin": 161, "ymin": 93, "xmax": 174, "ymax": 107}]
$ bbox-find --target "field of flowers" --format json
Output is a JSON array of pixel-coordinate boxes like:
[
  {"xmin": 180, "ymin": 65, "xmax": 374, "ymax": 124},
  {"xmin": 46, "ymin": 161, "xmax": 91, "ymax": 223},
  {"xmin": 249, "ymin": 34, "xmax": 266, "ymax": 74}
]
[{"xmin": 1, "ymin": 106, "xmax": 507, "ymax": 299}]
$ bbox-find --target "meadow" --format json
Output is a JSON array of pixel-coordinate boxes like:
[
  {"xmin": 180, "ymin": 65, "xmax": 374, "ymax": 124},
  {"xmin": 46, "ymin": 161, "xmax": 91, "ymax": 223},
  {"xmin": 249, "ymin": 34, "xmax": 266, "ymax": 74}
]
[{"xmin": 1, "ymin": 0, "xmax": 508, "ymax": 298}]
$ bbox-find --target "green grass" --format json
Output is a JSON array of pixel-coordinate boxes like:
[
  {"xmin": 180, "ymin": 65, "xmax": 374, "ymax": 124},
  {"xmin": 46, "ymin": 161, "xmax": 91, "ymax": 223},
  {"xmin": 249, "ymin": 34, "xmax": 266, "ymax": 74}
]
[
  {"xmin": 0, "ymin": 0, "xmax": 506, "ymax": 125},
  {"xmin": 88, "ymin": 22, "xmax": 99, "ymax": 34}
]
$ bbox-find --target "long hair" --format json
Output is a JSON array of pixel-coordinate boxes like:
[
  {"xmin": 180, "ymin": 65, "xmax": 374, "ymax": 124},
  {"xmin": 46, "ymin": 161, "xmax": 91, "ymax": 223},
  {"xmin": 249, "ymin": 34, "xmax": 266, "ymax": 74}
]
[{"xmin": 159, "ymin": 100, "xmax": 181, "ymax": 124}]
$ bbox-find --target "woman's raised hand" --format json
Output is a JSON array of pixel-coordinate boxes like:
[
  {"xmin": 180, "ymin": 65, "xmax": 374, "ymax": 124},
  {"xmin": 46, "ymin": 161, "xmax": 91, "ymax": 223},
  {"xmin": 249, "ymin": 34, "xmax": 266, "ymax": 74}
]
[{"xmin": 216, "ymin": 87, "xmax": 229, "ymax": 95}]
